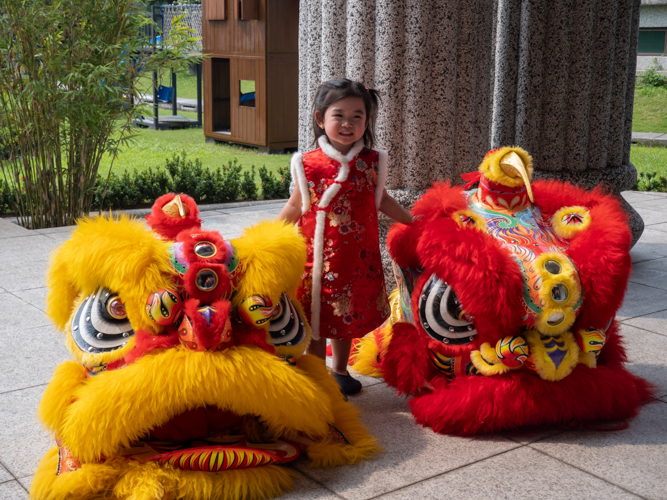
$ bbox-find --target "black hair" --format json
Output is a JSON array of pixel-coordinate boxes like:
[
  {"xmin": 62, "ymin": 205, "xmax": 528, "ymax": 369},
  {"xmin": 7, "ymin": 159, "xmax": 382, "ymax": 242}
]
[{"xmin": 312, "ymin": 79, "xmax": 381, "ymax": 149}]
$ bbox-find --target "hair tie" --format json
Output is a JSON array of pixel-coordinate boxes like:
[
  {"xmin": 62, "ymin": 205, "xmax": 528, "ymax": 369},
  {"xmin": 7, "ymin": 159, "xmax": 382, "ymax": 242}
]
[{"xmin": 365, "ymin": 87, "xmax": 369, "ymax": 91}]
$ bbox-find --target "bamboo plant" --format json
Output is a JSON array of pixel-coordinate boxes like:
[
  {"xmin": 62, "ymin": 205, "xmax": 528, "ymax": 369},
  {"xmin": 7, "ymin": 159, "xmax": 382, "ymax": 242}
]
[{"xmin": 0, "ymin": 0, "xmax": 201, "ymax": 228}]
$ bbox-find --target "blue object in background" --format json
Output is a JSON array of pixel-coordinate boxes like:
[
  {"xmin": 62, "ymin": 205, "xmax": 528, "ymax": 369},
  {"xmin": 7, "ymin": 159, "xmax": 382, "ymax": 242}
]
[
  {"xmin": 157, "ymin": 85, "xmax": 174, "ymax": 103},
  {"xmin": 240, "ymin": 92, "xmax": 255, "ymax": 104}
]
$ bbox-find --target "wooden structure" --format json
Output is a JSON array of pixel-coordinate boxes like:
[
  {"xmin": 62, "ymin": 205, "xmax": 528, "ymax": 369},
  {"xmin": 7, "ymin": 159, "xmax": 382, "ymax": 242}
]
[{"xmin": 202, "ymin": 0, "xmax": 298, "ymax": 151}]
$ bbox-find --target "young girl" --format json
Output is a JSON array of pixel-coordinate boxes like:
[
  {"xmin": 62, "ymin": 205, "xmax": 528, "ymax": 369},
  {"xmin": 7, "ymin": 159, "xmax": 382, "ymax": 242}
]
[{"xmin": 279, "ymin": 79, "xmax": 413, "ymax": 395}]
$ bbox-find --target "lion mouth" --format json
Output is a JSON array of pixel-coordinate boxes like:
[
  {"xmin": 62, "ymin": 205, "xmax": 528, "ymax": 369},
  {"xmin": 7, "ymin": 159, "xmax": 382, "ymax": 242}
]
[{"xmin": 118, "ymin": 406, "xmax": 302, "ymax": 471}]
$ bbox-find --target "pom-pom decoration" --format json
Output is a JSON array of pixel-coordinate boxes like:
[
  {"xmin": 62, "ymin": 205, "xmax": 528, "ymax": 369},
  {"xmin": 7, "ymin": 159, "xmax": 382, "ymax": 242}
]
[
  {"xmin": 145, "ymin": 193, "xmax": 202, "ymax": 240},
  {"xmin": 551, "ymin": 206, "xmax": 591, "ymax": 239},
  {"xmin": 145, "ymin": 288, "xmax": 183, "ymax": 326}
]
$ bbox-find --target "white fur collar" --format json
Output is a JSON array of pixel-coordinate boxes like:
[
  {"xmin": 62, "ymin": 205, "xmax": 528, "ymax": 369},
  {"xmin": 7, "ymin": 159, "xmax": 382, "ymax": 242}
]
[{"xmin": 317, "ymin": 135, "xmax": 365, "ymax": 165}]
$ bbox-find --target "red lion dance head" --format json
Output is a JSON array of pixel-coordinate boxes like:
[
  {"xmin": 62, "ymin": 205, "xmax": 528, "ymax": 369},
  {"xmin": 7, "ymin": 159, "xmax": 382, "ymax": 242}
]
[{"xmin": 352, "ymin": 146, "xmax": 654, "ymax": 435}]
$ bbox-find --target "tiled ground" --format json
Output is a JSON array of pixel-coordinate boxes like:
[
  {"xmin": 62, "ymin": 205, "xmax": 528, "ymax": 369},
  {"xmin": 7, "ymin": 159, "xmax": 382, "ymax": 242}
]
[{"xmin": 1, "ymin": 193, "xmax": 666, "ymax": 499}]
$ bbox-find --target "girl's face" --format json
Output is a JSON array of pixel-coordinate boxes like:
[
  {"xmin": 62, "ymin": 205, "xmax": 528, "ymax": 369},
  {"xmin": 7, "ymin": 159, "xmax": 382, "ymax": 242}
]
[{"xmin": 316, "ymin": 96, "xmax": 367, "ymax": 155}]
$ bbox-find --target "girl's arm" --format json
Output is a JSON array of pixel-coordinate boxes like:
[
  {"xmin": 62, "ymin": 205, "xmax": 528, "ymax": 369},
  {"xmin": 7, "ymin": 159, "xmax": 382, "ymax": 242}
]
[
  {"xmin": 278, "ymin": 182, "xmax": 303, "ymax": 224},
  {"xmin": 379, "ymin": 189, "xmax": 414, "ymax": 224}
]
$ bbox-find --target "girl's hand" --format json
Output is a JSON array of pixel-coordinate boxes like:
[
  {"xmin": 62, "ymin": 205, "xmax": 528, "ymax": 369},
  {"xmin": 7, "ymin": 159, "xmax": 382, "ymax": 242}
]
[
  {"xmin": 278, "ymin": 182, "xmax": 303, "ymax": 224},
  {"xmin": 410, "ymin": 213, "xmax": 423, "ymax": 225}
]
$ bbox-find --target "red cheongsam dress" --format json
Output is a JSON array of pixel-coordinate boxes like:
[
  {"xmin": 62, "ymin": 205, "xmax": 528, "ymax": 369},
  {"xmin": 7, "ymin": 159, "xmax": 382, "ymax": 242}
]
[{"xmin": 290, "ymin": 136, "xmax": 390, "ymax": 341}]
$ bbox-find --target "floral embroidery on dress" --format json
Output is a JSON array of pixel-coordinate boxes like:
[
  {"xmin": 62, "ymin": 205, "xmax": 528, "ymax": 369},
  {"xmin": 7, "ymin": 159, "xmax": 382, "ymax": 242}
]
[
  {"xmin": 332, "ymin": 291, "xmax": 351, "ymax": 317},
  {"xmin": 296, "ymin": 146, "xmax": 389, "ymax": 341}
]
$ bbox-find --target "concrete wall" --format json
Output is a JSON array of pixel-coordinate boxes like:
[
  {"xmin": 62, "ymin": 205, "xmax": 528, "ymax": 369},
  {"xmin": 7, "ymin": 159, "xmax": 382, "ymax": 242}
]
[{"xmin": 637, "ymin": 55, "xmax": 667, "ymax": 70}]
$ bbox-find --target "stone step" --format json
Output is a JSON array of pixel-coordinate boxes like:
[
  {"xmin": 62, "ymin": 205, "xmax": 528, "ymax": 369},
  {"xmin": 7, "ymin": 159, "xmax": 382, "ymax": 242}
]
[{"xmin": 631, "ymin": 132, "xmax": 667, "ymax": 147}]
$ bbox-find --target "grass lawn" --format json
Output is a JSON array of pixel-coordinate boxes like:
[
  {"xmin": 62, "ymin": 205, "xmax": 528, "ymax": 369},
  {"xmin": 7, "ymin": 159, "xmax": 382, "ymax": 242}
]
[
  {"xmin": 99, "ymin": 70, "xmax": 290, "ymax": 180},
  {"xmin": 632, "ymin": 84, "xmax": 667, "ymax": 133},
  {"xmin": 631, "ymin": 144, "xmax": 667, "ymax": 177},
  {"xmin": 99, "ymin": 108, "xmax": 291, "ymax": 179},
  {"xmin": 631, "ymin": 83, "xmax": 667, "ymax": 180}
]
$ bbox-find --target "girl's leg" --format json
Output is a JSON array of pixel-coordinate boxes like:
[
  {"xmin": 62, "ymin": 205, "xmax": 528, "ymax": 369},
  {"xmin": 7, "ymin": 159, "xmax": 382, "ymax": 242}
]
[
  {"xmin": 330, "ymin": 339, "xmax": 362, "ymax": 395},
  {"xmin": 330, "ymin": 339, "xmax": 352, "ymax": 375},
  {"xmin": 307, "ymin": 336, "xmax": 327, "ymax": 360}
]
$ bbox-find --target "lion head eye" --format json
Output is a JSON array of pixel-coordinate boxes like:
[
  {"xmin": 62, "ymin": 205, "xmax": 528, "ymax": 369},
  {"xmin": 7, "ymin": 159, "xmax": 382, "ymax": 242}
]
[
  {"xmin": 418, "ymin": 275, "xmax": 477, "ymax": 345},
  {"xmin": 195, "ymin": 269, "xmax": 218, "ymax": 291},
  {"xmin": 71, "ymin": 288, "xmax": 134, "ymax": 354},
  {"xmin": 106, "ymin": 296, "xmax": 127, "ymax": 320},
  {"xmin": 267, "ymin": 294, "xmax": 307, "ymax": 348}
]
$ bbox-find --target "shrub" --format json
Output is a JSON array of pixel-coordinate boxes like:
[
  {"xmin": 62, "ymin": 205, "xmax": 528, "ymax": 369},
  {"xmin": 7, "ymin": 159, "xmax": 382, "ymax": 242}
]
[
  {"xmin": 240, "ymin": 166, "xmax": 258, "ymax": 200},
  {"xmin": 258, "ymin": 165, "xmax": 291, "ymax": 199},
  {"xmin": 95, "ymin": 171, "xmax": 142, "ymax": 210},
  {"xmin": 0, "ymin": 178, "xmax": 14, "ymax": 216},
  {"xmin": 214, "ymin": 160, "xmax": 243, "ymax": 202},
  {"xmin": 7, "ymin": 152, "xmax": 289, "ymax": 214},
  {"xmin": 642, "ymin": 68, "xmax": 667, "ymax": 88},
  {"xmin": 635, "ymin": 171, "xmax": 667, "ymax": 192},
  {"xmin": 0, "ymin": 1, "xmax": 201, "ymax": 228},
  {"xmin": 134, "ymin": 167, "xmax": 173, "ymax": 202},
  {"xmin": 166, "ymin": 152, "xmax": 207, "ymax": 202}
]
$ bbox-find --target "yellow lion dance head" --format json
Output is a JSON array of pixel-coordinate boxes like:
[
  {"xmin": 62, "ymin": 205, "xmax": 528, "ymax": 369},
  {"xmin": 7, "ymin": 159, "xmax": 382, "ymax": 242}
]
[{"xmin": 31, "ymin": 195, "xmax": 379, "ymax": 500}]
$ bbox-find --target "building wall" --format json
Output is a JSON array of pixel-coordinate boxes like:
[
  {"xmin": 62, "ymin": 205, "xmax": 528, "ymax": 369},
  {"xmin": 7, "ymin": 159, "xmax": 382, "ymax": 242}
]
[
  {"xmin": 638, "ymin": 3, "xmax": 667, "ymax": 69},
  {"xmin": 640, "ymin": 4, "xmax": 667, "ymax": 27}
]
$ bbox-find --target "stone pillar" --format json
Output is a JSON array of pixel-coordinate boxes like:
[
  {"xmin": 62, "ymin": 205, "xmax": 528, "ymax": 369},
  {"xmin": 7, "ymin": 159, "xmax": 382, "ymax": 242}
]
[
  {"xmin": 492, "ymin": 0, "xmax": 644, "ymax": 243},
  {"xmin": 299, "ymin": 0, "xmax": 643, "ymax": 287},
  {"xmin": 298, "ymin": 0, "xmax": 497, "ymax": 189},
  {"xmin": 298, "ymin": 0, "xmax": 498, "ymax": 286}
]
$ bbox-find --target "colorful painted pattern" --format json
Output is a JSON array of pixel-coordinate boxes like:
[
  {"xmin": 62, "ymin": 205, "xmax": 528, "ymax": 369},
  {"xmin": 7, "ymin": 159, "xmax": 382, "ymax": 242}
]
[
  {"xmin": 392, "ymin": 262, "xmax": 421, "ymax": 325},
  {"xmin": 238, "ymin": 295, "xmax": 274, "ymax": 327},
  {"xmin": 576, "ymin": 328, "xmax": 607, "ymax": 357},
  {"xmin": 428, "ymin": 349, "xmax": 478, "ymax": 380},
  {"xmin": 56, "ymin": 439, "xmax": 80, "ymax": 475},
  {"xmin": 146, "ymin": 289, "xmax": 182, "ymax": 326},
  {"xmin": 562, "ymin": 211, "xmax": 585, "ymax": 225},
  {"xmin": 495, "ymin": 336, "xmax": 529, "ymax": 368},
  {"xmin": 151, "ymin": 441, "xmax": 300, "ymax": 472},
  {"xmin": 466, "ymin": 189, "xmax": 582, "ymax": 330}
]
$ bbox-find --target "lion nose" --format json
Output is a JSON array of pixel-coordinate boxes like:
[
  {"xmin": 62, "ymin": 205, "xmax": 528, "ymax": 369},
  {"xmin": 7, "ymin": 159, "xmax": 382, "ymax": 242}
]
[{"xmin": 178, "ymin": 299, "xmax": 233, "ymax": 351}]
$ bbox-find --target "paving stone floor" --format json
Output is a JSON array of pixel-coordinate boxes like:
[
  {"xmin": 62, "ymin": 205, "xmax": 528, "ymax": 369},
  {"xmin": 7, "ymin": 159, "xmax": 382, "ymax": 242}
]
[{"xmin": 1, "ymin": 193, "xmax": 666, "ymax": 499}]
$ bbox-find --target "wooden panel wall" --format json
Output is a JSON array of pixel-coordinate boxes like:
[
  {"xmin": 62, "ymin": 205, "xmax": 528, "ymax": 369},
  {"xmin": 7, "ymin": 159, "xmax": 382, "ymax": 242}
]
[
  {"xmin": 266, "ymin": 0, "xmax": 298, "ymax": 54},
  {"xmin": 203, "ymin": 0, "xmax": 298, "ymax": 147},
  {"xmin": 202, "ymin": 0, "xmax": 266, "ymax": 56},
  {"xmin": 230, "ymin": 58, "xmax": 265, "ymax": 145},
  {"xmin": 265, "ymin": 0, "xmax": 298, "ymax": 147},
  {"xmin": 238, "ymin": 0, "xmax": 260, "ymax": 21},
  {"xmin": 267, "ymin": 54, "xmax": 298, "ymax": 144},
  {"xmin": 204, "ymin": 0, "xmax": 226, "ymax": 21}
]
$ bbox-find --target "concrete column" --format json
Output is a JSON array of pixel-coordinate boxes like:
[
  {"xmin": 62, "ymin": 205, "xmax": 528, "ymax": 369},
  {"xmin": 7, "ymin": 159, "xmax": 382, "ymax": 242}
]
[
  {"xmin": 492, "ymin": 0, "xmax": 644, "ymax": 243},
  {"xmin": 298, "ymin": 0, "xmax": 497, "ymax": 286},
  {"xmin": 298, "ymin": 0, "xmax": 496, "ymax": 196},
  {"xmin": 298, "ymin": 0, "xmax": 643, "ymax": 284}
]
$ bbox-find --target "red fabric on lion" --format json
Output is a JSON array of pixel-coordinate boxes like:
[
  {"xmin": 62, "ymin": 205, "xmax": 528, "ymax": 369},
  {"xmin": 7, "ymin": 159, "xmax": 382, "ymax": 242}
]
[{"xmin": 356, "ymin": 147, "xmax": 653, "ymax": 435}]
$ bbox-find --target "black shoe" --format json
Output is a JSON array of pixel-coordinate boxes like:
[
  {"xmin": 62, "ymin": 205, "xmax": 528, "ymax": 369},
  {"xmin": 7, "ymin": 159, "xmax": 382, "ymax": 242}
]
[{"xmin": 333, "ymin": 371, "xmax": 362, "ymax": 396}]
